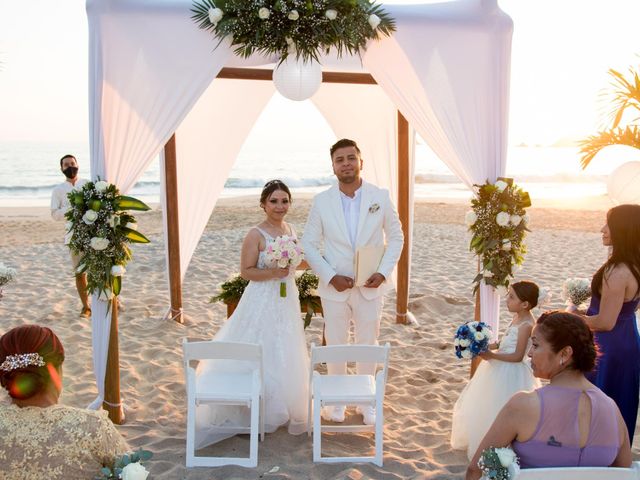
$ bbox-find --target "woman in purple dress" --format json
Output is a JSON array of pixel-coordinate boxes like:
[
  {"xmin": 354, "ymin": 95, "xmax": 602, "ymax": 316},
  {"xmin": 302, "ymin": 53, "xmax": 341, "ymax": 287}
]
[
  {"xmin": 578, "ymin": 204, "xmax": 640, "ymax": 442},
  {"xmin": 465, "ymin": 312, "xmax": 631, "ymax": 480}
]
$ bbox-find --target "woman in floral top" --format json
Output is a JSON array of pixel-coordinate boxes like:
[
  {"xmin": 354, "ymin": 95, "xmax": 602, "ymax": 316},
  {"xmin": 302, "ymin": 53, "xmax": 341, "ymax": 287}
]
[{"xmin": 0, "ymin": 324, "xmax": 129, "ymax": 480}]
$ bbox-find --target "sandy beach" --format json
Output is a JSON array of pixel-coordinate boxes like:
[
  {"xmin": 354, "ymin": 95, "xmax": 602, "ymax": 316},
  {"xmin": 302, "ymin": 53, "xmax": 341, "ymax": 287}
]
[{"xmin": 0, "ymin": 195, "xmax": 638, "ymax": 479}]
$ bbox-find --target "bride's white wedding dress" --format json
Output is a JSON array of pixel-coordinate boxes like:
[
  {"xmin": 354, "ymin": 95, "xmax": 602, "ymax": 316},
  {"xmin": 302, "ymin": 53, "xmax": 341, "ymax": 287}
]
[{"xmin": 195, "ymin": 226, "xmax": 309, "ymax": 448}]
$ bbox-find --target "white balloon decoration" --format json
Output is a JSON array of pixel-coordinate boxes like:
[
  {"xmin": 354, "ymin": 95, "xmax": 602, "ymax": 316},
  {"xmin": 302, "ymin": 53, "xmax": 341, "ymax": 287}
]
[
  {"xmin": 607, "ymin": 160, "xmax": 640, "ymax": 205},
  {"xmin": 272, "ymin": 59, "xmax": 322, "ymax": 101}
]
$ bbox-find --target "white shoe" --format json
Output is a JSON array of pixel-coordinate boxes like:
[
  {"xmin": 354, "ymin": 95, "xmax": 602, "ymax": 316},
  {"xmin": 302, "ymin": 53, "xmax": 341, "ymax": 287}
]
[
  {"xmin": 321, "ymin": 405, "xmax": 346, "ymax": 423},
  {"xmin": 356, "ymin": 405, "xmax": 376, "ymax": 425}
]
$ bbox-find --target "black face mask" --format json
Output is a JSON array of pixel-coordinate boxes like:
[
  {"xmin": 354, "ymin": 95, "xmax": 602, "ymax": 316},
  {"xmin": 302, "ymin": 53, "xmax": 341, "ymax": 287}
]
[{"xmin": 62, "ymin": 166, "xmax": 78, "ymax": 179}]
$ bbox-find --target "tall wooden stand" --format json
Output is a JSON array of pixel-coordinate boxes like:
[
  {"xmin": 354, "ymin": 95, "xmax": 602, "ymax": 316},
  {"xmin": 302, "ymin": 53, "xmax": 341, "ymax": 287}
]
[
  {"xmin": 396, "ymin": 112, "xmax": 410, "ymax": 324},
  {"xmin": 164, "ymin": 135, "xmax": 183, "ymax": 323},
  {"xmin": 470, "ymin": 260, "xmax": 482, "ymax": 378},
  {"xmin": 104, "ymin": 299, "xmax": 123, "ymax": 424}
]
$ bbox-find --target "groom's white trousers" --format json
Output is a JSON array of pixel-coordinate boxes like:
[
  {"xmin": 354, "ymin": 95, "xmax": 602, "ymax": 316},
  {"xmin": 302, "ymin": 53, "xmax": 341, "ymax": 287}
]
[{"xmin": 321, "ymin": 288, "xmax": 384, "ymax": 377}]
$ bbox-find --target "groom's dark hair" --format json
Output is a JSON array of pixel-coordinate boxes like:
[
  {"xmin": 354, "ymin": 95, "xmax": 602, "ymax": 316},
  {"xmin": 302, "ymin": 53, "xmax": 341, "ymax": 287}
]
[{"xmin": 330, "ymin": 138, "xmax": 361, "ymax": 157}]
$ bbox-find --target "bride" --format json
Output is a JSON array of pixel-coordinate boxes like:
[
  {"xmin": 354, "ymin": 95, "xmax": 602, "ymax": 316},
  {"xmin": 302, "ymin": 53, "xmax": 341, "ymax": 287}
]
[{"xmin": 196, "ymin": 180, "xmax": 309, "ymax": 448}]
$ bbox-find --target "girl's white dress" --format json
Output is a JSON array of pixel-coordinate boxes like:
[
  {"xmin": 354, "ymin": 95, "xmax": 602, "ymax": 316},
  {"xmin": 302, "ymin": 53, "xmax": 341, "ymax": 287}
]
[
  {"xmin": 194, "ymin": 227, "xmax": 309, "ymax": 448},
  {"xmin": 450, "ymin": 322, "xmax": 540, "ymax": 459}
]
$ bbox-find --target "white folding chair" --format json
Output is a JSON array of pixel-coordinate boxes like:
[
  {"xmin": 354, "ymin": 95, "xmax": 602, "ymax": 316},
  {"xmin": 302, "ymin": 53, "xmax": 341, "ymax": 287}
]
[
  {"xmin": 182, "ymin": 338, "xmax": 264, "ymax": 468},
  {"xmin": 307, "ymin": 342, "xmax": 390, "ymax": 467},
  {"xmin": 512, "ymin": 461, "xmax": 640, "ymax": 479}
]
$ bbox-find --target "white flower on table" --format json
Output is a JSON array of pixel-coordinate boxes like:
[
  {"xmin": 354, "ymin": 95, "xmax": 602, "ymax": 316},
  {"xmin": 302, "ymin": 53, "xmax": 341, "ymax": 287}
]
[
  {"xmin": 90, "ymin": 237, "xmax": 109, "ymax": 251},
  {"xmin": 368, "ymin": 13, "xmax": 381, "ymax": 29},
  {"xmin": 496, "ymin": 211, "xmax": 510, "ymax": 227},
  {"xmin": 288, "ymin": 10, "xmax": 299, "ymax": 20},
  {"xmin": 465, "ymin": 210, "xmax": 477, "ymax": 226},
  {"xmin": 121, "ymin": 461, "xmax": 150, "ymax": 480},
  {"xmin": 494, "ymin": 180, "xmax": 508, "ymax": 192},
  {"xmin": 94, "ymin": 180, "xmax": 109, "ymax": 192},
  {"xmin": 82, "ymin": 210, "xmax": 98, "ymax": 225},
  {"xmin": 325, "ymin": 9, "xmax": 337, "ymax": 20},
  {"xmin": 208, "ymin": 7, "xmax": 223, "ymax": 24},
  {"xmin": 258, "ymin": 7, "xmax": 270, "ymax": 19}
]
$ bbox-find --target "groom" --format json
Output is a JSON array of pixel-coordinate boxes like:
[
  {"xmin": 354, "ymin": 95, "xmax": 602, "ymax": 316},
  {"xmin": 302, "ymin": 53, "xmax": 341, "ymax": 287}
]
[{"xmin": 302, "ymin": 138, "xmax": 404, "ymax": 425}]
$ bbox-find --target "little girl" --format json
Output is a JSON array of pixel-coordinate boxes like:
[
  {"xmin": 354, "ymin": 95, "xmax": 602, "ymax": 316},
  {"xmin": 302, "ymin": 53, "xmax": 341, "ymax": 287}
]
[{"xmin": 450, "ymin": 280, "xmax": 542, "ymax": 460}]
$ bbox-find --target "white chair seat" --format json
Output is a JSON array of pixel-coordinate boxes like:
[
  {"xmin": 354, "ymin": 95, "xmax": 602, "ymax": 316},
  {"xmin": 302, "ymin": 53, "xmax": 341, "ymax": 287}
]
[
  {"xmin": 314, "ymin": 374, "xmax": 376, "ymax": 404},
  {"xmin": 196, "ymin": 371, "xmax": 253, "ymax": 403},
  {"xmin": 513, "ymin": 461, "xmax": 640, "ymax": 479}
]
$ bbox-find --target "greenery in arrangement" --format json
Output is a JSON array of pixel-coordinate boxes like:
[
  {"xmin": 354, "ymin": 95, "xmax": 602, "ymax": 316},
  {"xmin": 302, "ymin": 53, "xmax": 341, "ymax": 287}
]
[
  {"xmin": 191, "ymin": 0, "xmax": 396, "ymax": 63},
  {"xmin": 210, "ymin": 270, "xmax": 321, "ymax": 328},
  {"xmin": 477, "ymin": 446, "xmax": 519, "ymax": 480},
  {"xmin": 66, "ymin": 180, "xmax": 150, "ymax": 302},
  {"xmin": 465, "ymin": 178, "xmax": 531, "ymax": 293},
  {"xmin": 580, "ymin": 63, "xmax": 640, "ymax": 168},
  {"xmin": 95, "ymin": 449, "xmax": 152, "ymax": 480}
]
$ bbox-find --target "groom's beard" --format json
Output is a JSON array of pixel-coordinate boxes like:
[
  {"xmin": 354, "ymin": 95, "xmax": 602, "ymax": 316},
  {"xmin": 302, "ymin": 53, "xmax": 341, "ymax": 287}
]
[{"xmin": 336, "ymin": 172, "xmax": 359, "ymax": 184}]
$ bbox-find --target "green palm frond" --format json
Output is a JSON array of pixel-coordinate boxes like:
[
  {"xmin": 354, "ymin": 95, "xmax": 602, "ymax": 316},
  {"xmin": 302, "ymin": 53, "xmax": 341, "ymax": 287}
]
[
  {"xmin": 579, "ymin": 126, "xmax": 640, "ymax": 169},
  {"xmin": 605, "ymin": 67, "xmax": 640, "ymax": 128}
]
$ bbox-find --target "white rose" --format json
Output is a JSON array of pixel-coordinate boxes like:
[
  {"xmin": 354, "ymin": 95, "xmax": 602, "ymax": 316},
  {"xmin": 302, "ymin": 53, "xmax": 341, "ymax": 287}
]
[
  {"xmin": 288, "ymin": 10, "xmax": 299, "ymax": 20},
  {"xmin": 325, "ymin": 9, "xmax": 337, "ymax": 20},
  {"xmin": 258, "ymin": 7, "xmax": 270, "ymax": 19},
  {"xmin": 510, "ymin": 214, "xmax": 522, "ymax": 226},
  {"xmin": 111, "ymin": 265, "xmax": 126, "ymax": 277},
  {"xmin": 461, "ymin": 349, "xmax": 472, "ymax": 359},
  {"xmin": 496, "ymin": 211, "xmax": 510, "ymax": 227},
  {"xmin": 459, "ymin": 339, "xmax": 470, "ymax": 347},
  {"xmin": 502, "ymin": 240, "xmax": 512, "ymax": 251},
  {"xmin": 474, "ymin": 331, "xmax": 485, "ymax": 341},
  {"xmin": 94, "ymin": 180, "xmax": 109, "ymax": 192},
  {"xmin": 454, "ymin": 338, "xmax": 460, "ymax": 347},
  {"xmin": 208, "ymin": 7, "xmax": 223, "ymax": 24},
  {"xmin": 464, "ymin": 210, "xmax": 477, "ymax": 226},
  {"xmin": 121, "ymin": 461, "xmax": 150, "ymax": 480},
  {"xmin": 98, "ymin": 288, "xmax": 114, "ymax": 302},
  {"xmin": 90, "ymin": 237, "xmax": 109, "ymax": 251},
  {"xmin": 82, "ymin": 210, "xmax": 98, "ymax": 225},
  {"xmin": 277, "ymin": 258, "xmax": 289, "ymax": 268},
  {"xmin": 494, "ymin": 180, "xmax": 508, "ymax": 191},
  {"xmin": 125, "ymin": 222, "xmax": 138, "ymax": 231},
  {"xmin": 368, "ymin": 13, "xmax": 381, "ymax": 29},
  {"xmin": 495, "ymin": 447, "xmax": 517, "ymax": 467}
]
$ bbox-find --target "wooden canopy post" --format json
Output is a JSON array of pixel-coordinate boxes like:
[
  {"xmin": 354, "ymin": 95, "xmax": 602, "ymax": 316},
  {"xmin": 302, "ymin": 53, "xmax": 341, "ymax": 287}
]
[
  {"xmin": 396, "ymin": 111, "xmax": 410, "ymax": 324},
  {"xmin": 164, "ymin": 134, "xmax": 183, "ymax": 323},
  {"xmin": 470, "ymin": 260, "xmax": 482, "ymax": 378},
  {"xmin": 104, "ymin": 300, "xmax": 123, "ymax": 424}
]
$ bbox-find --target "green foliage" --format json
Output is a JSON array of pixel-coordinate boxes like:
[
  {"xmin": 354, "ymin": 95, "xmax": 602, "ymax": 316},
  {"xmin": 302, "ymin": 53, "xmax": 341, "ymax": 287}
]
[
  {"xmin": 191, "ymin": 0, "xmax": 396, "ymax": 63},
  {"xmin": 94, "ymin": 449, "xmax": 153, "ymax": 479},
  {"xmin": 580, "ymin": 64, "xmax": 640, "ymax": 168},
  {"xmin": 209, "ymin": 274, "xmax": 250, "ymax": 304},
  {"xmin": 467, "ymin": 178, "xmax": 530, "ymax": 293}
]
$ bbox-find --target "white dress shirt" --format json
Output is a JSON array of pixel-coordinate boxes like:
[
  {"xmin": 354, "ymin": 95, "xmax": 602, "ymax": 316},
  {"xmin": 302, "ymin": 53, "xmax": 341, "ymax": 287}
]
[
  {"xmin": 51, "ymin": 178, "xmax": 88, "ymax": 244},
  {"xmin": 339, "ymin": 185, "xmax": 362, "ymax": 249}
]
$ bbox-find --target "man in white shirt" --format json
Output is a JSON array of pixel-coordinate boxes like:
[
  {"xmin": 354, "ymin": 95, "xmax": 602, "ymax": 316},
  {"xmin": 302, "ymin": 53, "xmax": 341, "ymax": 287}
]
[
  {"xmin": 302, "ymin": 139, "xmax": 404, "ymax": 425},
  {"xmin": 51, "ymin": 154, "xmax": 90, "ymax": 317}
]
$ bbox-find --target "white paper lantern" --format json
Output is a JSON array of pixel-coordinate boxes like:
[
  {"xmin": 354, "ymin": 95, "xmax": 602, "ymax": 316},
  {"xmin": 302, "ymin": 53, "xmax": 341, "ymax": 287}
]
[
  {"xmin": 272, "ymin": 59, "xmax": 322, "ymax": 101},
  {"xmin": 607, "ymin": 160, "xmax": 640, "ymax": 205}
]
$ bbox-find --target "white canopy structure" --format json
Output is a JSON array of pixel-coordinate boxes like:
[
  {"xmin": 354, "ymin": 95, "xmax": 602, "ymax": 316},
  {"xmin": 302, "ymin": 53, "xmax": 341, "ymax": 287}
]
[{"xmin": 86, "ymin": 0, "xmax": 513, "ymax": 422}]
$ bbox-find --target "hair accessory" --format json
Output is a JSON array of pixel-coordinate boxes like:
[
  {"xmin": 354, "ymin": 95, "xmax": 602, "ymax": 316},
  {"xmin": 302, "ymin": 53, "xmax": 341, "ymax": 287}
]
[
  {"xmin": 0, "ymin": 353, "xmax": 46, "ymax": 372},
  {"xmin": 263, "ymin": 179, "xmax": 283, "ymax": 189},
  {"xmin": 537, "ymin": 287, "xmax": 552, "ymax": 308}
]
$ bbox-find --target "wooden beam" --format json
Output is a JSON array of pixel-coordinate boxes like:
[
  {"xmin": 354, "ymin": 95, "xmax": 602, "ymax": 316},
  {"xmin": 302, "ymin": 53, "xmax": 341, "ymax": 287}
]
[
  {"xmin": 164, "ymin": 134, "xmax": 183, "ymax": 323},
  {"xmin": 396, "ymin": 111, "xmax": 410, "ymax": 324},
  {"xmin": 470, "ymin": 261, "xmax": 481, "ymax": 378},
  {"xmin": 217, "ymin": 67, "xmax": 377, "ymax": 85},
  {"xmin": 104, "ymin": 300, "xmax": 123, "ymax": 424}
]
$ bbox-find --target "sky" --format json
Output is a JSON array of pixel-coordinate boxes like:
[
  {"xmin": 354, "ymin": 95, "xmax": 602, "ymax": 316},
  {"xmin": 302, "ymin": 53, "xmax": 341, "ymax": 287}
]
[{"xmin": 0, "ymin": 0, "xmax": 638, "ymax": 146}]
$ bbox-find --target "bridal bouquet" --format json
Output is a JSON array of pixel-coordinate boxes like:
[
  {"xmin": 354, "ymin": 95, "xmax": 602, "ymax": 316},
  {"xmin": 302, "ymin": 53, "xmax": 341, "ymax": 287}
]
[
  {"xmin": 0, "ymin": 262, "xmax": 17, "ymax": 300},
  {"xmin": 95, "ymin": 449, "xmax": 152, "ymax": 479},
  {"xmin": 478, "ymin": 446, "xmax": 520, "ymax": 480},
  {"xmin": 562, "ymin": 277, "xmax": 591, "ymax": 307},
  {"xmin": 454, "ymin": 321, "xmax": 492, "ymax": 359},
  {"xmin": 264, "ymin": 235, "xmax": 304, "ymax": 297}
]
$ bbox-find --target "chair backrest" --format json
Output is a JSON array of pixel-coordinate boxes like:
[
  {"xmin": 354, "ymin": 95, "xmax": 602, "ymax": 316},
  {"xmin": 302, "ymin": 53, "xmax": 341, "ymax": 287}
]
[
  {"xmin": 310, "ymin": 343, "xmax": 390, "ymax": 374},
  {"xmin": 182, "ymin": 338, "xmax": 262, "ymax": 374}
]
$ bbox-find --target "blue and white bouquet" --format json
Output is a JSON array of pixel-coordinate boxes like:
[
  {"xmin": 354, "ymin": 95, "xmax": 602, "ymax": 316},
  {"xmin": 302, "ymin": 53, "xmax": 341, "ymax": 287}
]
[
  {"xmin": 454, "ymin": 321, "xmax": 492, "ymax": 359},
  {"xmin": 478, "ymin": 446, "xmax": 520, "ymax": 480}
]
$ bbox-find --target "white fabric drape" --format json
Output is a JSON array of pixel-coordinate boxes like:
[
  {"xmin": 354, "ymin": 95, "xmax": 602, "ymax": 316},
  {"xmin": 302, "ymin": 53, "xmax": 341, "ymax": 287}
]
[{"xmin": 163, "ymin": 79, "xmax": 276, "ymax": 280}]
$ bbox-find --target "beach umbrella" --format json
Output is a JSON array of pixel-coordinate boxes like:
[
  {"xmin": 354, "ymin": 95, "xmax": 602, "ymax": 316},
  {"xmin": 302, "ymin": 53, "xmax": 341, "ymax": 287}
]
[{"xmin": 608, "ymin": 160, "xmax": 640, "ymax": 204}]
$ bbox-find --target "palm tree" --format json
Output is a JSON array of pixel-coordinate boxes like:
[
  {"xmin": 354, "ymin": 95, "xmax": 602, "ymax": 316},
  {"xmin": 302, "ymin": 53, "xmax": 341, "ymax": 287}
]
[{"xmin": 579, "ymin": 65, "xmax": 640, "ymax": 169}]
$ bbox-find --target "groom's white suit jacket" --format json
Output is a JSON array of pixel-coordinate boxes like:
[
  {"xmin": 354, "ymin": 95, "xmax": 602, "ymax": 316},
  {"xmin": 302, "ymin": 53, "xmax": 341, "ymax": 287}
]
[{"xmin": 302, "ymin": 181, "xmax": 404, "ymax": 302}]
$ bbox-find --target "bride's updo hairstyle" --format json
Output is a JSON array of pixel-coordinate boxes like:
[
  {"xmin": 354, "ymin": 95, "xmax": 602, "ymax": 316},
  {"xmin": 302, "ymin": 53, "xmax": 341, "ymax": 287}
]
[
  {"xmin": 511, "ymin": 280, "xmax": 539, "ymax": 309},
  {"xmin": 536, "ymin": 311, "xmax": 598, "ymax": 373},
  {"xmin": 0, "ymin": 325, "xmax": 65, "ymax": 400},
  {"xmin": 260, "ymin": 179, "xmax": 292, "ymax": 207}
]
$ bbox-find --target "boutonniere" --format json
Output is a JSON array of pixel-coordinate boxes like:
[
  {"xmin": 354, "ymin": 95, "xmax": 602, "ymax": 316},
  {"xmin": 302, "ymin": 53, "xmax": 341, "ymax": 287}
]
[{"xmin": 369, "ymin": 203, "xmax": 380, "ymax": 213}]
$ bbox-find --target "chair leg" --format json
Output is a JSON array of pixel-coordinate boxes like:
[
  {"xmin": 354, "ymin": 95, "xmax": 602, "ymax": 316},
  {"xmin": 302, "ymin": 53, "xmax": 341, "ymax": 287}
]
[
  {"xmin": 375, "ymin": 400, "xmax": 384, "ymax": 467},
  {"xmin": 307, "ymin": 391, "xmax": 313, "ymax": 437},
  {"xmin": 186, "ymin": 397, "xmax": 196, "ymax": 467},
  {"xmin": 313, "ymin": 396, "xmax": 322, "ymax": 462},
  {"xmin": 260, "ymin": 394, "xmax": 265, "ymax": 442},
  {"xmin": 249, "ymin": 395, "xmax": 259, "ymax": 467}
]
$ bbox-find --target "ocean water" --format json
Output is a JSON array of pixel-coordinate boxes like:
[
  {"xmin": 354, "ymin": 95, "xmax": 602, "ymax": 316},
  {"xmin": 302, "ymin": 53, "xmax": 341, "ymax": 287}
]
[{"xmin": 0, "ymin": 141, "xmax": 613, "ymax": 207}]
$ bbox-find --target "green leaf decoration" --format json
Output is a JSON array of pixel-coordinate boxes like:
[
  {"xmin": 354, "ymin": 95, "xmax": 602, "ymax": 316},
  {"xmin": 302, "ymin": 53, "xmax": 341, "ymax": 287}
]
[
  {"xmin": 115, "ymin": 195, "xmax": 151, "ymax": 211},
  {"xmin": 112, "ymin": 275, "xmax": 122, "ymax": 296},
  {"xmin": 122, "ymin": 227, "xmax": 151, "ymax": 244}
]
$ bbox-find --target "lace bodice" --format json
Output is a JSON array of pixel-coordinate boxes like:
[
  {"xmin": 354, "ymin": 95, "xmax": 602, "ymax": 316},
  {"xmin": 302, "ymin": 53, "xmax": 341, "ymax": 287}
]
[
  {"xmin": 255, "ymin": 226, "xmax": 298, "ymax": 275},
  {"xmin": 0, "ymin": 404, "xmax": 129, "ymax": 480}
]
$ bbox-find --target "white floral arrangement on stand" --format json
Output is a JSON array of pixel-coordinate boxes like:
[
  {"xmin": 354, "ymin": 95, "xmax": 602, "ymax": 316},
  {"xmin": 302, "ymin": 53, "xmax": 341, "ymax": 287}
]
[
  {"xmin": 66, "ymin": 180, "xmax": 150, "ymax": 303},
  {"xmin": 191, "ymin": 0, "xmax": 396, "ymax": 63},
  {"xmin": 562, "ymin": 277, "xmax": 591, "ymax": 308},
  {"xmin": 466, "ymin": 178, "xmax": 531, "ymax": 293},
  {"xmin": 0, "ymin": 263, "xmax": 17, "ymax": 300}
]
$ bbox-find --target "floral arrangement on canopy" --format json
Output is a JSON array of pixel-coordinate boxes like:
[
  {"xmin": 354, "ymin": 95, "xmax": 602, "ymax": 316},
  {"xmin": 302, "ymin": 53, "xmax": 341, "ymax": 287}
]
[
  {"xmin": 66, "ymin": 180, "xmax": 150, "ymax": 303},
  {"xmin": 465, "ymin": 178, "xmax": 531, "ymax": 293}
]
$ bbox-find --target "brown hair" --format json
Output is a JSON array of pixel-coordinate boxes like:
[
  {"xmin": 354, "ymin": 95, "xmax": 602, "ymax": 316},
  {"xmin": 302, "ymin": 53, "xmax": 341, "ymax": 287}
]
[
  {"xmin": 536, "ymin": 311, "xmax": 597, "ymax": 373},
  {"xmin": 511, "ymin": 280, "xmax": 539, "ymax": 309},
  {"xmin": 0, "ymin": 325, "xmax": 65, "ymax": 400},
  {"xmin": 330, "ymin": 138, "xmax": 361, "ymax": 157},
  {"xmin": 259, "ymin": 179, "xmax": 291, "ymax": 207}
]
